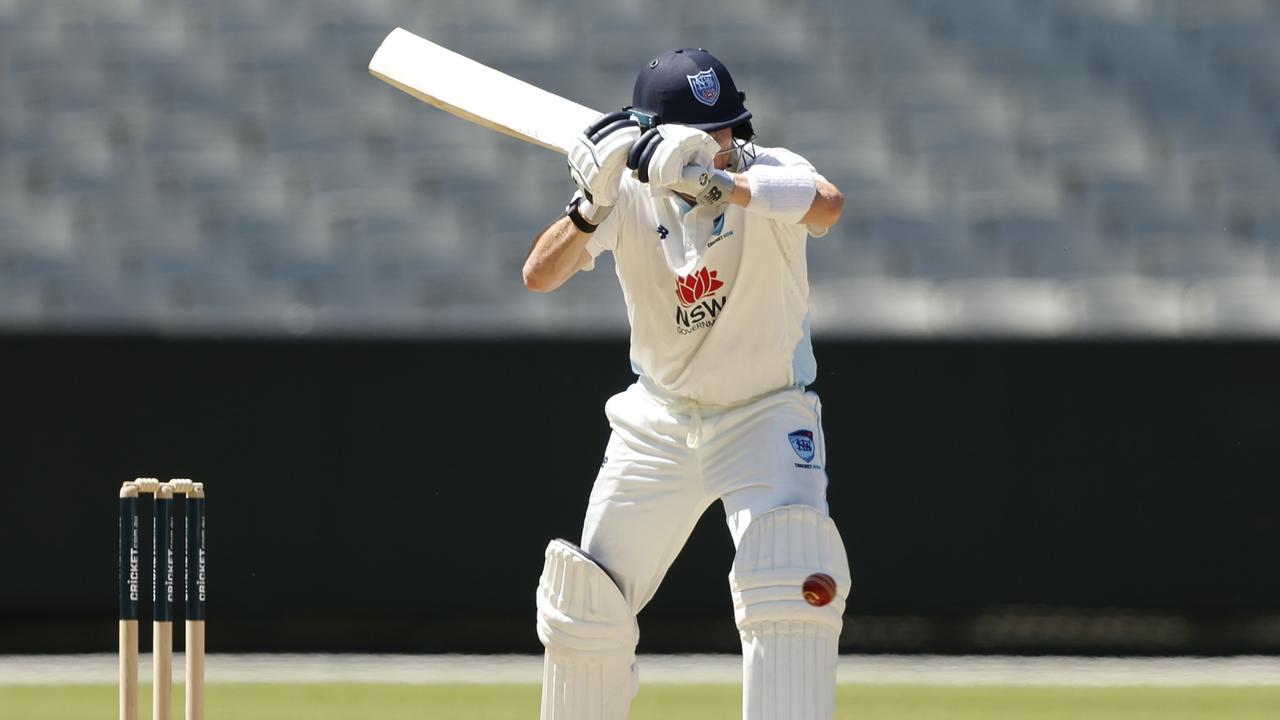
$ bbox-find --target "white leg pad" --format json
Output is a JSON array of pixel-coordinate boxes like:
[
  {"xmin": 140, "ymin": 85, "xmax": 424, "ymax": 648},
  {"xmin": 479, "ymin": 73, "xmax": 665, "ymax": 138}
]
[
  {"xmin": 537, "ymin": 540, "xmax": 638, "ymax": 720},
  {"xmin": 729, "ymin": 505, "xmax": 851, "ymax": 720}
]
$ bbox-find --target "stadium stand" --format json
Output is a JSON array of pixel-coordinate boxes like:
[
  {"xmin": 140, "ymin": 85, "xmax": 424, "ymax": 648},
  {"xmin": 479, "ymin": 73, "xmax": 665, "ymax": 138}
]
[{"xmin": 1, "ymin": 0, "xmax": 1278, "ymax": 335}]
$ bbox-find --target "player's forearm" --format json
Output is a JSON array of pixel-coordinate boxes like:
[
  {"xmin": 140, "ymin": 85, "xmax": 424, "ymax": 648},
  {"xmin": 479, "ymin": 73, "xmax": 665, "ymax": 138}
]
[
  {"xmin": 801, "ymin": 178, "xmax": 845, "ymax": 229},
  {"xmin": 725, "ymin": 173, "xmax": 752, "ymax": 208},
  {"xmin": 523, "ymin": 215, "xmax": 593, "ymax": 293},
  {"xmin": 734, "ymin": 167, "xmax": 844, "ymax": 230}
]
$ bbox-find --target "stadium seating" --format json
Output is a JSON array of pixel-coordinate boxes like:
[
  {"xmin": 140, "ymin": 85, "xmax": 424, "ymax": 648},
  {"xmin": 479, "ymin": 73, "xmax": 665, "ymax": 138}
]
[{"xmin": 1, "ymin": 0, "xmax": 1277, "ymax": 335}]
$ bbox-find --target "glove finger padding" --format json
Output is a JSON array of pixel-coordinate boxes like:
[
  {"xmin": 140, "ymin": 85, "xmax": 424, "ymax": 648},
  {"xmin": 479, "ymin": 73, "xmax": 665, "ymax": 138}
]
[
  {"xmin": 627, "ymin": 128, "xmax": 663, "ymax": 184},
  {"xmin": 585, "ymin": 111, "xmax": 634, "ymax": 142},
  {"xmin": 640, "ymin": 125, "xmax": 721, "ymax": 189},
  {"xmin": 568, "ymin": 112, "xmax": 642, "ymax": 206}
]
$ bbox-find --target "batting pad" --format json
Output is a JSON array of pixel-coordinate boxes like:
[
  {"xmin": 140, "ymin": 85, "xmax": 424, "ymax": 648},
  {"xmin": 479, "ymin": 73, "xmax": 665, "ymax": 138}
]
[
  {"xmin": 536, "ymin": 540, "xmax": 638, "ymax": 720},
  {"xmin": 729, "ymin": 505, "xmax": 851, "ymax": 720}
]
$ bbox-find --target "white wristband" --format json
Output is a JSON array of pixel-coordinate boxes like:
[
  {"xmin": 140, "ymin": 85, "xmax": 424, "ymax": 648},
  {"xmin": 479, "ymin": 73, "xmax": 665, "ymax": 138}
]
[{"xmin": 745, "ymin": 165, "xmax": 818, "ymax": 224}]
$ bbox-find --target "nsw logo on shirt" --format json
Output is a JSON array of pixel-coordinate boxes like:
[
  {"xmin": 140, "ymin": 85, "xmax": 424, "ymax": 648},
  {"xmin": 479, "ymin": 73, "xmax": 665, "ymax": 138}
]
[{"xmin": 674, "ymin": 266, "xmax": 728, "ymax": 335}]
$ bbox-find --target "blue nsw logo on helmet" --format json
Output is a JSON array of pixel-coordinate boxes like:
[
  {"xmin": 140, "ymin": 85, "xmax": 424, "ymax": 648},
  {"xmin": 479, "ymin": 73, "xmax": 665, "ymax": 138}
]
[
  {"xmin": 687, "ymin": 68, "xmax": 721, "ymax": 106},
  {"xmin": 628, "ymin": 48, "xmax": 753, "ymax": 140}
]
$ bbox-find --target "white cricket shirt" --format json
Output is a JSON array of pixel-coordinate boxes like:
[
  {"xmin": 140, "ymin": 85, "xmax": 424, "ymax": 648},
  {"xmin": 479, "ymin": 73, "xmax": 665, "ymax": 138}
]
[{"xmin": 582, "ymin": 146, "xmax": 819, "ymax": 407}]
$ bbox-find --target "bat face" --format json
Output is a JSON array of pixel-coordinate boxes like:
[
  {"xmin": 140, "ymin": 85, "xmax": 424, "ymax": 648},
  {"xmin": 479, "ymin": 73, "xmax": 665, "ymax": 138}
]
[{"xmin": 368, "ymin": 28, "xmax": 602, "ymax": 155}]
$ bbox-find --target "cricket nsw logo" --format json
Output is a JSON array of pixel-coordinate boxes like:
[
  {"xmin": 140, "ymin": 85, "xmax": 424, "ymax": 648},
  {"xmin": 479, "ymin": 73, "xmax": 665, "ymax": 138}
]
[
  {"xmin": 707, "ymin": 212, "xmax": 734, "ymax": 247},
  {"xmin": 789, "ymin": 429, "xmax": 821, "ymax": 470},
  {"xmin": 674, "ymin": 266, "xmax": 728, "ymax": 335},
  {"xmin": 687, "ymin": 68, "xmax": 721, "ymax": 106}
]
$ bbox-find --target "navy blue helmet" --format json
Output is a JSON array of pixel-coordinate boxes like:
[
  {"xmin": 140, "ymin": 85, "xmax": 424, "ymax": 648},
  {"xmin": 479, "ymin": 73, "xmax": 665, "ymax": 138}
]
[{"xmin": 627, "ymin": 48, "xmax": 754, "ymax": 141}]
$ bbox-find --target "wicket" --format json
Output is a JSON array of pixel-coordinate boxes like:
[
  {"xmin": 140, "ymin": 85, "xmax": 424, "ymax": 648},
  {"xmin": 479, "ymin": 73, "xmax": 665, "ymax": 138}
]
[{"xmin": 119, "ymin": 478, "xmax": 206, "ymax": 720}]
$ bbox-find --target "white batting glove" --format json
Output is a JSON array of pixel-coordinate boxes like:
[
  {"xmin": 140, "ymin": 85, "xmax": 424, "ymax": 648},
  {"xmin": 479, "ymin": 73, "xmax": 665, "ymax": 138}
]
[
  {"xmin": 627, "ymin": 125, "xmax": 723, "ymax": 199},
  {"xmin": 669, "ymin": 164, "xmax": 735, "ymax": 208},
  {"xmin": 567, "ymin": 111, "xmax": 642, "ymax": 208}
]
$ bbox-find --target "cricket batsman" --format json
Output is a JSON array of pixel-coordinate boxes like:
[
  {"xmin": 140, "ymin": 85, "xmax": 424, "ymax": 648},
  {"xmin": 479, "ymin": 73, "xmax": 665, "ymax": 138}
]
[{"xmin": 523, "ymin": 48, "xmax": 849, "ymax": 720}]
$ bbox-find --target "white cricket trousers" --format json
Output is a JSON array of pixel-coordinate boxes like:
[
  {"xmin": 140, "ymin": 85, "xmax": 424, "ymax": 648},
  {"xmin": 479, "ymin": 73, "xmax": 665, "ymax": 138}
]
[{"xmin": 581, "ymin": 380, "xmax": 830, "ymax": 614}]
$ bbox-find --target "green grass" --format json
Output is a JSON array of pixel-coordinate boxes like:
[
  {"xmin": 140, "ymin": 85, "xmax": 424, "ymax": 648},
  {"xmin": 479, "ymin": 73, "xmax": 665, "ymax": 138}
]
[{"xmin": 1, "ymin": 683, "xmax": 1277, "ymax": 719}]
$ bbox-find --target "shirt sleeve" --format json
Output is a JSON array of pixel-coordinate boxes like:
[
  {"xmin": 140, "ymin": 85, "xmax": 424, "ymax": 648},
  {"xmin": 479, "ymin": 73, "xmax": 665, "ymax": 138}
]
[
  {"xmin": 749, "ymin": 146, "xmax": 818, "ymax": 174},
  {"xmin": 577, "ymin": 175, "xmax": 635, "ymax": 271},
  {"xmin": 762, "ymin": 149, "xmax": 834, "ymax": 237},
  {"xmin": 746, "ymin": 146, "xmax": 822, "ymax": 232}
]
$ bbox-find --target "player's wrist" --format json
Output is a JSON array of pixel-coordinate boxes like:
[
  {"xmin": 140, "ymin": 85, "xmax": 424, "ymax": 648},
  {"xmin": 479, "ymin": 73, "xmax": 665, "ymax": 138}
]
[
  {"xmin": 566, "ymin": 196, "xmax": 612, "ymax": 233},
  {"xmin": 674, "ymin": 165, "xmax": 734, "ymax": 207},
  {"xmin": 697, "ymin": 167, "xmax": 735, "ymax": 204}
]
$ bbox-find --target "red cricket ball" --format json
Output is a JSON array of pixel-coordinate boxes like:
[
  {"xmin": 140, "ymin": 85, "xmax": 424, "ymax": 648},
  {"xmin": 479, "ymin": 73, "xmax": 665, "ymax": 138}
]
[{"xmin": 802, "ymin": 572, "xmax": 837, "ymax": 607}]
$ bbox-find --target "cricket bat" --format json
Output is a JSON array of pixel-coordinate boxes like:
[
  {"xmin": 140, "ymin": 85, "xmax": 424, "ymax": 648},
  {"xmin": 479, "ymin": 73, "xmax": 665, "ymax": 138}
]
[{"xmin": 368, "ymin": 27, "xmax": 602, "ymax": 155}]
